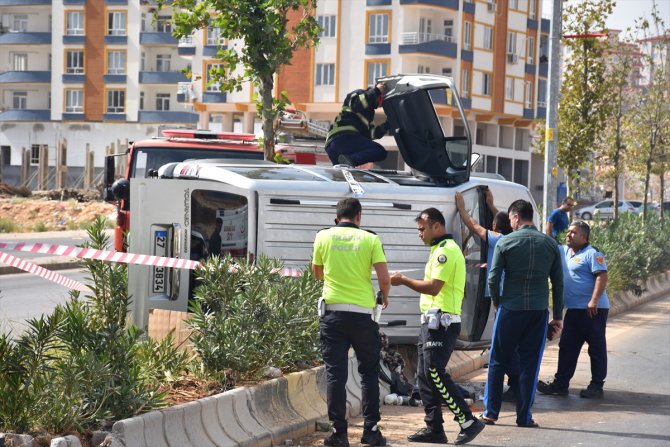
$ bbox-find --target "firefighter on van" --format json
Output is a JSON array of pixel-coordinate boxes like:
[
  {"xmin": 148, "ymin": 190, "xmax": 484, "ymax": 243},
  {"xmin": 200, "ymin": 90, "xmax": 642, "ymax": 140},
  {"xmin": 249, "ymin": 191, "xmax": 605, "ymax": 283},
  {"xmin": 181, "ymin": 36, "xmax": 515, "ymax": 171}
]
[{"xmin": 325, "ymin": 83, "xmax": 389, "ymax": 167}]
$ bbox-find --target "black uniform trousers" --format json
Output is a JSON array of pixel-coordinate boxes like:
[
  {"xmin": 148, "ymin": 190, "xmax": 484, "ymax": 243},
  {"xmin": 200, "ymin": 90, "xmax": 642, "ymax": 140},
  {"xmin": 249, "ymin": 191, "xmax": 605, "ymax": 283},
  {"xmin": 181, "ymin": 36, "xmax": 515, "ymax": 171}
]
[
  {"xmin": 554, "ymin": 308, "xmax": 608, "ymax": 388},
  {"xmin": 320, "ymin": 310, "xmax": 382, "ymax": 433},
  {"xmin": 325, "ymin": 133, "xmax": 387, "ymax": 166},
  {"xmin": 417, "ymin": 321, "xmax": 473, "ymax": 431}
]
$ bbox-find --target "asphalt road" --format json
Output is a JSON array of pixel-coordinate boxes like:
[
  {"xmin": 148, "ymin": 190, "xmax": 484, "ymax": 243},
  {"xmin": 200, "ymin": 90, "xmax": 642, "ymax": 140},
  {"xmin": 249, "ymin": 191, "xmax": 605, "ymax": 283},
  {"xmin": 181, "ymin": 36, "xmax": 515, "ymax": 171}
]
[
  {"xmin": 297, "ymin": 296, "xmax": 670, "ymax": 447},
  {"xmin": 0, "ymin": 230, "xmax": 97, "ymax": 260}
]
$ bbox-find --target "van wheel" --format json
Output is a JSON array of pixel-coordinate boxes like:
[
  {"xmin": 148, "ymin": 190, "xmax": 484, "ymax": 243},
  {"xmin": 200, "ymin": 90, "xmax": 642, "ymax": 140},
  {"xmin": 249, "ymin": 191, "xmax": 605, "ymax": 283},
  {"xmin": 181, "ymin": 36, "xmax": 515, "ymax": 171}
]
[{"xmin": 581, "ymin": 212, "xmax": 592, "ymax": 220}]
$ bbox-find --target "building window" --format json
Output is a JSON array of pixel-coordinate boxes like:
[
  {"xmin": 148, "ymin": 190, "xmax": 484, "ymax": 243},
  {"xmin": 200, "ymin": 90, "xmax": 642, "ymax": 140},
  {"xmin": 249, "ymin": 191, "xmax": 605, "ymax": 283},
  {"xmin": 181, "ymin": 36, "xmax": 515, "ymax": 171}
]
[
  {"xmin": 540, "ymin": 35, "xmax": 549, "ymax": 61},
  {"xmin": 156, "ymin": 54, "xmax": 171, "ymax": 72},
  {"xmin": 66, "ymin": 50, "xmax": 84, "ymax": 74},
  {"xmin": 140, "ymin": 91, "xmax": 144, "ymax": 110},
  {"xmin": 442, "ymin": 67, "xmax": 452, "ymax": 77},
  {"xmin": 463, "ymin": 21, "xmax": 472, "ymax": 50},
  {"xmin": 419, "ymin": 17, "xmax": 432, "ymax": 41},
  {"xmin": 418, "ymin": 65, "xmax": 430, "ymax": 74},
  {"xmin": 66, "ymin": 11, "xmax": 84, "ymax": 35},
  {"xmin": 107, "ymin": 11, "xmax": 126, "ymax": 36},
  {"xmin": 155, "ymin": 15, "xmax": 171, "ymax": 33},
  {"xmin": 106, "ymin": 90, "xmax": 125, "ymax": 113},
  {"xmin": 505, "ymin": 77, "xmax": 514, "ymax": 100},
  {"xmin": 30, "ymin": 144, "xmax": 41, "ymax": 164},
  {"xmin": 484, "ymin": 26, "xmax": 494, "ymax": 50},
  {"xmin": 107, "ymin": 50, "xmax": 126, "ymax": 74},
  {"xmin": 315, "ymin": 63, "xmax": 335, "ymax": 86},
  {"xmin": 444, "ymin": 19, "xmax": 454, "ymax": 41},
  {"xmin": 317, "ymin": 15, "xmax": 336, "ymax": 38},
  {"xmin": 507, "ymin": 32, "xmax": 517, "ymax": 55},
  {"xmin": 205, "ymin": 63, "xmax": 223, "ymax": 92},
  {"xmin": 13, "ymin": 91, "xmax": 27, "ymax": 109},
  {"xmin": 525, "ymin": 80, "xmax": 533, "ymax": 108},
  {"xmin": 206, "ymin": 25, "xmax": 224, "ymax": 45},
  {"xmin": 509, "ymin": 0, "xmax": 519, "ymax": 9},
  {"xmin": 65, "ymin": 89, "xmax": 83, "ymax": 113},
  {"xmin": 537, "ymin": 79, "xmax": 547, "ymax": 107},
  {"xmin": 529, "ymin": 0, "xmax": 537, "ymax": 19},
  {"xmin": 156, "ymin": 93, "xmax": 170, "ymax": 111},
  {"xmin": 366, "ymin": 61, "xmax": 388, "ymax": 87},
  {"xmin": 482, "ymin": 73, "xmax": 491, "ymax": 96},
  {"xmin": 527, "ymin": 36, "xmax": 535, "ymax": 64},
  {"xmin": 12, "ymin": 53, "xmax": 27, "ymax": 71},
  {"xmin": 12, "ymin": 14, "xmax": 27, "ymax": 32},
  {"xmin": 462, "ymin": 68, "xmax": 469, "ymax": 97},
  {"xmin": 368, "ymin": 13, "xmax": 389, "ymax": 44}
]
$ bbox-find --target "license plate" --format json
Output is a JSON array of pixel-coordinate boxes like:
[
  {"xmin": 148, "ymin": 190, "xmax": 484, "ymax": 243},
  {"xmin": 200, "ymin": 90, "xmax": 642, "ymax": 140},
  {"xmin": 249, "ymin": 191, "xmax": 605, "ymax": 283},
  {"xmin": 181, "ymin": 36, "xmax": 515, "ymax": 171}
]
[{"xmin": 152, "ymin": 230, "xmax": 168, "ymax": 294}]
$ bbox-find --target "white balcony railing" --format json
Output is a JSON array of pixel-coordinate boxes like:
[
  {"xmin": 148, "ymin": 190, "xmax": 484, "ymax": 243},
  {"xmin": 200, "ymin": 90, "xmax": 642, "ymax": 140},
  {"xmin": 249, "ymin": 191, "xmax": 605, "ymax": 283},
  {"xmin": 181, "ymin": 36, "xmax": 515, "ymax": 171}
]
[
  {"xmin": 401, "ymin": 32, "xmax": 454, "ymax": 45},
  {"xmin": 537, "ymin": 100, "xmax": 547, "ymax": 108},
  {"xmin": 178, "ymin": 36, "xmax": 194, "ymax": 46}
]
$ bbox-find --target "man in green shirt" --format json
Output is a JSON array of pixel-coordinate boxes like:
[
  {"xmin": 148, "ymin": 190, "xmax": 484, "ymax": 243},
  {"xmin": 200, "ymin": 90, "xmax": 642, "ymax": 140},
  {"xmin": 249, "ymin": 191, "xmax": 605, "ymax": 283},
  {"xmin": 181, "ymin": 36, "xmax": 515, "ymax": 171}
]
[
  {"xmin": 391, "ymin": 208, "xmax": 485, "ymax": 445},
  {"xmin": 312, "ymin": 198, "xmax": 390, "ymax": 447},
  {"xmin": 482, "ymin": 199, "xmax": 564, "ymax": 428}
]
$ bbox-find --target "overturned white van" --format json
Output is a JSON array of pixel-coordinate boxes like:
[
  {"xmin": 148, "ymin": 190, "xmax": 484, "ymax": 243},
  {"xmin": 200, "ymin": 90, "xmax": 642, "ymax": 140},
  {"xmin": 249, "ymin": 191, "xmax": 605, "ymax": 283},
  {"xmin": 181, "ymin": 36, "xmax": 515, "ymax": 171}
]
[{"xmin": 125, "ymin": 75, "xmax": 538, "ymax": 348}]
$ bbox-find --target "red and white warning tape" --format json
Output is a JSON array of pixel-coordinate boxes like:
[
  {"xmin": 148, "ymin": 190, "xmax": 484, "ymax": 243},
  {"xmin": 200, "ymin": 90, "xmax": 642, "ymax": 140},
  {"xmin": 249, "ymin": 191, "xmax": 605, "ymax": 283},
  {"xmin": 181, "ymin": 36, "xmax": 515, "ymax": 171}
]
[{"xmin": 0, "ymin": 250, "xmax": 88, "ymax": 292}]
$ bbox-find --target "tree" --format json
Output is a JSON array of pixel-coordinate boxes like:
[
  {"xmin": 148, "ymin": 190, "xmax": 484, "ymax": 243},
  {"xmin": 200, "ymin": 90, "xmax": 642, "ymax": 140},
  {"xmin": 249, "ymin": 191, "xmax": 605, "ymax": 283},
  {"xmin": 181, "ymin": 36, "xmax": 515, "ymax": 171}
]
[
  {"xmin": 557, "ymin": 0, "xmax": 614, "ymax": 198},
  {"xmin": 163, "ymin": 0, "xmax": 320, "ymax": 161}
]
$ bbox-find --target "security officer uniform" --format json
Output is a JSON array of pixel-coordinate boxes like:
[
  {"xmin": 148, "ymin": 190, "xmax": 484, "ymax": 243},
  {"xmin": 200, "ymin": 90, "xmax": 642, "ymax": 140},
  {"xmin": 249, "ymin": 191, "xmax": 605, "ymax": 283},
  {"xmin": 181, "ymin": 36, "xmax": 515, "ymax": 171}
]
[
  {"xmin": 416, "ymin": 234, "xmax": 475, "ymax": 433},
  {"xmin": 325, "ymin": 86, "xmax": 388, "ymax": 166},
  {"xmin": 313, "ymin": 222, "xmax": 386, "ymax": 437}
]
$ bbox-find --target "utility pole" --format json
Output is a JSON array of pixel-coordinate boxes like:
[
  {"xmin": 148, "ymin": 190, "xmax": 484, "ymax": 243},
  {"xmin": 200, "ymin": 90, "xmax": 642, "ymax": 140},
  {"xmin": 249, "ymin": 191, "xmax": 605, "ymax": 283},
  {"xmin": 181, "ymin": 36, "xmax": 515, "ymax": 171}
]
[{"xmin": 542, "ymin": 0, "xmax": 563, "ymax": 225}]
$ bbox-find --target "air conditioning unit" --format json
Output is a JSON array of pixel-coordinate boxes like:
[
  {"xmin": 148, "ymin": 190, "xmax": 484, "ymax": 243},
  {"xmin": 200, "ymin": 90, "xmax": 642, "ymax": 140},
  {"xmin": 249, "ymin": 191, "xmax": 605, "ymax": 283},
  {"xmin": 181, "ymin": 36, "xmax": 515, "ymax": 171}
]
[
  {"xmin": 487, "ymin": 2, "xmax": 496, "ymax": 12},
  {"xmin": 507, "ymin": 54, "xmax": 518, "ymax": 64}
]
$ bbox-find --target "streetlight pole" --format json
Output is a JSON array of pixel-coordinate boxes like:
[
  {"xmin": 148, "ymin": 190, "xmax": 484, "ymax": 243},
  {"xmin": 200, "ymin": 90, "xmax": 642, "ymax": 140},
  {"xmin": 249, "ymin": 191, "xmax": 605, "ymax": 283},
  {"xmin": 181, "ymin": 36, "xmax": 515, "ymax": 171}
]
[{"xmin": 542, "ymin": 0, "xmax": 563, "ymax": 226}]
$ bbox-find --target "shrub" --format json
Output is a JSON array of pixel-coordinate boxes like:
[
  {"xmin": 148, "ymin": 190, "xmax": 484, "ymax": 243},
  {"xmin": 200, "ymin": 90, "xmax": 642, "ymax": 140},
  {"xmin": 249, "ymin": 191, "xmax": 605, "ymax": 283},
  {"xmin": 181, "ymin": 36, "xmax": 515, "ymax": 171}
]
[
  {"xmin": 188, "ymin": 254, "xmax": 322, "ymax": 385},
  {"xmin": 0, "ymin": 218, "xmax": 17, "ymax": 233}
]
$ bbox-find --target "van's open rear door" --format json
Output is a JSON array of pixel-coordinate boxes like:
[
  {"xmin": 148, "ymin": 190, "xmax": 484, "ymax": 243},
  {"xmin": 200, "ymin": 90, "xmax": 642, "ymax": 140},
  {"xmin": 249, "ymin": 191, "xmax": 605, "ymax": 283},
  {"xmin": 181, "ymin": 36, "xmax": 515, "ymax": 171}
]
[
  {"xmin": 457, "ymin": 186, "xmax": 494, "ymax": 350},
  {"xmin": 128, "ymin": 178, "xmax": 255, "ymax": 329}
]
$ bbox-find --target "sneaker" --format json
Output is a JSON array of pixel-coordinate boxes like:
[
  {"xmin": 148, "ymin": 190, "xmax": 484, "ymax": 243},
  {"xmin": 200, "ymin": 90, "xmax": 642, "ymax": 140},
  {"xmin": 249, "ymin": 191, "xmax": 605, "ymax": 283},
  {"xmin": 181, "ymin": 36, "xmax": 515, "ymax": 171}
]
[
  {"xmin": 517, "ymin": 419, "xmax": 539, "ymax": 428},
  {"xmin": 501, "ymin": 387, "xmax": 517, "ymax": 402},
  {"xmin": 537, "ymin": 379, "xmax": 569, "ymax": 396},
  {"xmin": 360, "ymin": 425, "xmax": 387, "ymax": 446},
  {"xmin": 324, "ymin": 430, "xmax": 349, "ymax": 447},
  {"xmin": 479, "ymin": 414, "xmax": 497, "ymax": 425},
  {"xmin": 407, "ymin": 427, "xmax": 448, "ymax": 444},
  {"xmin": 454, "ymin": 418, "xmax": 485, "ymax": 445},
  {"xmin": 337, "ymin": 154, "xmax": 354, "ymax": 166},
  {"xmin": 580, "ymin": 385, "xmax": 604, "ymax": 399}
]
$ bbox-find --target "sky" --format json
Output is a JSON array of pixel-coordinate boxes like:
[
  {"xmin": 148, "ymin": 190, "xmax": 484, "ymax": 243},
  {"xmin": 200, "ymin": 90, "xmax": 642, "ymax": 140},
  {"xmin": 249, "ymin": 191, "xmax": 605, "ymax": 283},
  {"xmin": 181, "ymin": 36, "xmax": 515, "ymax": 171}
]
[{"xmin": 542, "ymin": 0, "xmax": 670, "ymax": 33}]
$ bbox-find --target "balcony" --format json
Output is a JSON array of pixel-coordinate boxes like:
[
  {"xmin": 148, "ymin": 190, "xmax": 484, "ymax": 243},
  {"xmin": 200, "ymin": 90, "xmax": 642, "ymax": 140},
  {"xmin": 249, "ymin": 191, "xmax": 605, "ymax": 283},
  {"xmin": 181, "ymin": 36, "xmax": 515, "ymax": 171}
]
[
  {"xmin": 460, "ymin": 97, "xmax": 471, "ymax": 110},
  {"xmin": 177, "ymin": 36, "xmax": 196, "ymax": 55},
  {"xmin": 523, "ymin": 108, "xmax": 534, "ymax": 119},
  {"xmin": 63, "ymin": 35, "xmax": 85, "ymax": 44},
  {"xmin": 541, "ymin": 18, "xmax": 550, "ymax": 33},
  {"xmin": 0, "ymin": 32, "xmax": 51, "ymax": 45},
  {"xmin": 138, "ymin": 110, "xmax": 198, "ymax": 124},
  {"xmin": 366, "ymin": 0, "xmax": 391, "ymax": 5},
  {"xmin": 62, "ymin": 74, "xmax": 85, "ymax": 83},
  {"xmin": 139, "ymin": 71, "xmax": 189, "ymax": 84},
  {"xmin": 104, "ymin": 35, "xmax": 127, "ymax": 45},
  {"xmin": 536, "ymin": 105, "xmax": 546, "ymax": 119},
  {"xmin": 105, "ymin": 0, "xmax": 127, "ymax": 4},
  {"xmin": 0, "ymin": 0, "xmax": 50, "ymax": 4},
  {"xmin": 62, "ymin": 113, "xmax": 85, "ymax": 121},
  {"xmin": 201, "ymin": 92, "xmax": 227, "ymax": 103},
  {"xmin": 0, "ymin": 109, "xmax": 50, "ymax": 121},
  {"xmin": 463, "ymin": 0, "xmax": 475, "ymax": 14},
  {"xmin": 527, "ymin": 18, "xmax": 538, "ymax": 30},
  {"xmin": 399, "ymin": 0, "xmax": 458, "ymax": 11},
  {"xmin": 365, "ymin": 43, "xmax": 391, "ymax": 55},
  {"xmin": 461, "ymin": 49, "xmax": 473, "ymax": 62},
  {"xmin": 140, "ymin": 32, "xmax": 178, "ymax": 45},
  {"xmin": 0, "ymin": 71, "xmax": 50, "ymax": 83},
  {"xmin": 63, "ymin": 0, "xmax": 84, "ymax": 4},
  {"xmin": 539, "ymin": 61, "xmax": 548, "ymax": 77},
  {"xmin": 399, "ymin": 32, "xmax": 456, "ymax": 58},
  {"xmin": 525, "ymin": 63, "xmax": 536, "ymax": 75},
  {"xmin": 103, "ymin": 113, "xmax": 127, "ymax": 121},
  {"xmin": 104, "ymin": 74, "xmax": 127, "ymax": 83}
]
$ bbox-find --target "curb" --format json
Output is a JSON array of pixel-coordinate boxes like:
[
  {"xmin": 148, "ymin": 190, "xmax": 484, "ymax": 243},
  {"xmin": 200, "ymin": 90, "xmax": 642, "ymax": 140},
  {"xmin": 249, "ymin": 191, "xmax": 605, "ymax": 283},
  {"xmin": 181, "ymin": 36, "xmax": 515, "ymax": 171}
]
[{"xmin": 0, "ymin": 256, "xmax": 85, "ymax": 275}]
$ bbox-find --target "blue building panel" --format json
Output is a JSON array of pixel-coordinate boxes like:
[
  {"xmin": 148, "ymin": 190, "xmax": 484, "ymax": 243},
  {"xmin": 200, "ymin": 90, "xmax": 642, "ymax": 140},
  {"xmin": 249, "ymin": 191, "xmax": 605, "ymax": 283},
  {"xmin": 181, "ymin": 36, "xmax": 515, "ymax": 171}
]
[
  {"xmin": 399, "ymin": 40, "xmax": 457, "ymax": 58},
  {"xmin": 104, "ymin": 36, "xmax": 127, "ymax": 45},
  {"xmin": 63, "ymin": 0, "xmax": 85, "ymax": 4},
  {"xmin": 399, "ymin": 0, "xmax": 458, "ymax": 10},
  {"xmin": 103, "ymin": 113, "xmax": 127, "ymax": 121},
  {"xmin": 461, "ymin": 49, "xmax": 473, "ymax": 62},
  {"xmin": 539, "ymin": 63, "xmax": 548, "ymax": 77},
  {"xmin": 139, "ymin": 71, "xmax": 189, "ymax": 84},
  {"xmin": 0, "ymin": 109, "xmax": 50, "ymax": 121},
  {"xmin": 140, "ymin": 32, "xmax": 178, "ymax": 45},
  {"xmin": 525, "ymin": 63, "xmax": 536, "ymax": 75},
  {"xmin": 523, "ymin": 108, "xmax": 535, "ymax": 119},
  {"xmin": 138, "ymin": 111, "xmax": 199, "ymax": 124},
  {"xmin": 0, "ymin": 32, "xmax": 51, "ymax": 45},
  {"xmin": 536, "ymin": 107, "xmax": 547, "ymax": 119},
  {"xmin": 62, "ymin": 113, "xmax": 85, "ymax": 121},
  {"xmin": 203, "ymin": 45, "xmax": 221, "ymax": 57},
  {"xmin": 527, "ymin": 18, "xmax": 538, "ymax": 30},
  {"xmin": 178, "ymin": 46, "xmax": 196, "ymax": 56},
  {"xmin": 0, "ymin": 0, "xmax": 50, "ymax": 4},
  {"xmin": 202, "ymin": 92, "xmax": 227, "ymax": 103},
  {"xmin": 63, "ymin": 35, "xmax": 85, "ymax": 44},
  {"xmin": 62, "ymin": 74, "xmax": 85, "ymax": 83},
  {"xmin": 463, "ymin": 1, "xmax": 476, "ymax": 14},
  {"xmin": 366, "ymin": 0, "xmax": 391, "ymax": 5},
  {"xmin": 105, "ymin": 0, "xmax": 127, "ymax": 4},
  {"xmin": 365, "ymin": 43, "xmax": 391, "ymax": 55},
  {"xmin": 104, "ymin": 75, "xmax": 127, "ymax": 83},
  {"xmin": 541, "ymin": 18, "xmax": 550, "ymax": 33},
  {"xmin": 460, "ymin": 97, "xmax": 472, "ymax": 110},
  {"xmin": 0, "ymin": 71, "xmax": 50, "ymax": 83}
]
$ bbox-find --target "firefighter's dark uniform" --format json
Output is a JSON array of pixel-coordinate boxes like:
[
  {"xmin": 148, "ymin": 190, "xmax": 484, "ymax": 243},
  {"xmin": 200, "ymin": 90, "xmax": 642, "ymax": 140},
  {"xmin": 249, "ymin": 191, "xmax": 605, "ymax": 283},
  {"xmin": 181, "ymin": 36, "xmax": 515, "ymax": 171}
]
[
  {"xmin": 313, "ymin": 222, "xmax": 387, "ymax": 436},
  {"xmin": 325, "ymin": 86, "xmax": 388, "ymax": 166},
  {"xmin": 417, "ymin": 235, "xmax": 476, "ymax": 433}
]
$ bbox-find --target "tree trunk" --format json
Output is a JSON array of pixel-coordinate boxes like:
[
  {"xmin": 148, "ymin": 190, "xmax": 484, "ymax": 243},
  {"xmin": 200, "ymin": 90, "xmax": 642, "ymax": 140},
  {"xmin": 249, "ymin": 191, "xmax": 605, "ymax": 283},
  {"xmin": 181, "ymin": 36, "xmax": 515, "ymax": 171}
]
[
  {"xmin": 642, "ymin": 130, "xmax": 657, "ymax": 223},
  {"xmin": 613, "ymin": 83, "xmax": 623, "ymax": 220},
  {"xmin": 260, "ymin": 76, "xmax": 276, "ymax": 161},
  {"xmin": 659, "ymin": 171, "xmax": 665, "ymax": 221}
]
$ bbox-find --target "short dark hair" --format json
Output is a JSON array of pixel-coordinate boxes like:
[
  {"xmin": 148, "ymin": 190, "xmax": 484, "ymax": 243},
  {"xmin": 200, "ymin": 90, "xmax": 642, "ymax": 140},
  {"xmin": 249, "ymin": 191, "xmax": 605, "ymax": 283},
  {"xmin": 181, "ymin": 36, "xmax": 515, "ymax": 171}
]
[
  {"xmin": 494, "ymin": 211, "xmax": 513, "ymax": 235},
  {"xmin": 562, "ymin": 196, "xmax": 574, "ymax": 205},
  {"xmin": 215, "ymin": 217, "xmax": 223, "ymax": 225},
  {"xmin": 569, "ymin": 220, "xmax": 591, "ymax": 241},
  {"xmin": 336, "ymin": 198, "xmax": 362, "ymax": 220},
  {"xmin": 415, "ymin": 207, "xmax": 445, "ymax": 227},
  {"xmin": 508, "ymin": 200, "xmax": 534, "ymax": 222}
]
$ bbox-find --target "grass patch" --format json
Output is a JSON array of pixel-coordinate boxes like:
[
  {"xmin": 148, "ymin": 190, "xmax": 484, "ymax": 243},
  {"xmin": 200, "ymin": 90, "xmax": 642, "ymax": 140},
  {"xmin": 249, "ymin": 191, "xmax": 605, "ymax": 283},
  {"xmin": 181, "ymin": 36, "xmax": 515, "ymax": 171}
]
[{"xmin": 0, "ymin": 218, "xmax": 18, "ymax": 233}]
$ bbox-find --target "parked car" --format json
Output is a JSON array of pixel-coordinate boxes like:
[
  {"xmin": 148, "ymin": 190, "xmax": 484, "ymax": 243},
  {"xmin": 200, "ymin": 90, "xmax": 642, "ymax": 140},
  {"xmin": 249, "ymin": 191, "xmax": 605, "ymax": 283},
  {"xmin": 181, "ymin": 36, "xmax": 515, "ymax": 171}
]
[
  {"xmin": 628, "ymin": 200, "xmax": 658, "ymax": 214},
  {"xmin": 661, "ymin": 202, "xmax": 670, "ymax": 213},
  {"xmin": 576, "ymin": 200, "xmax": 636, "ymax": 220}
]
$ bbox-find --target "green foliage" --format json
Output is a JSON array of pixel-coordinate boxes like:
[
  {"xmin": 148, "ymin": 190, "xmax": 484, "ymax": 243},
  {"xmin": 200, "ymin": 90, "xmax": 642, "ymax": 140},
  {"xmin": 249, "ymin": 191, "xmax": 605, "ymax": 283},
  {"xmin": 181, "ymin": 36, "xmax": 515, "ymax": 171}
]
[
  {"xmin": 590, "ymin": 213, "xmax": 670, "ymax": 295},
  {"xmin": 0, "ymin": 218, "xmax": 18, "ymax": 233},
  {"xmin": 32, "ymin": 221, "xmax": 48, "ymax": 232},
  {"xmin": 165, "ymin": 0, "xmax": 320, "ymax": 160},
  {"xmin": 188, "ymin": 254, "xmax": 321, "ymax": 384}
]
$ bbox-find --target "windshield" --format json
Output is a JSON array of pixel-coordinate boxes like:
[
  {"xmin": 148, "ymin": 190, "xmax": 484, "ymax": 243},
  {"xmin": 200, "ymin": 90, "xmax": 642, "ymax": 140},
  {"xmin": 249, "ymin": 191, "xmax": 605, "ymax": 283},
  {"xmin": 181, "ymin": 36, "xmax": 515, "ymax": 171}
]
[{"xmin": 130, "ymin": 147, "xmax": 263, "ymax": 178}]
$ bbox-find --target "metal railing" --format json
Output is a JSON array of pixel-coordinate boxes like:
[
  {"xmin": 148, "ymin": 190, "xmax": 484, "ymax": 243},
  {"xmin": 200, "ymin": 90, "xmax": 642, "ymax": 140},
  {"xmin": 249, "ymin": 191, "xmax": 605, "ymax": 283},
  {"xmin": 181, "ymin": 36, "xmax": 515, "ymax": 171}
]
[{"xmin": 400, "ymin": 32, "xmax": 454, "ymax": 45}]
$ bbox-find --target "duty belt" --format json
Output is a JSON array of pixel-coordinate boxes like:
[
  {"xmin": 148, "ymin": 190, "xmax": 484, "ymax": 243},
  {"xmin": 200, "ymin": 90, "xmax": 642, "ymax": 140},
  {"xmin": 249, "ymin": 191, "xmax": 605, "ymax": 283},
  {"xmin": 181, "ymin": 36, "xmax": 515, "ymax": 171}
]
[
  {"xmin": 420, "ymin": 311, "xmax": 461, "ymax": 324},
  {"xmin": 325, "ymin": 303, "xmax": 373, "ymax": 315}
]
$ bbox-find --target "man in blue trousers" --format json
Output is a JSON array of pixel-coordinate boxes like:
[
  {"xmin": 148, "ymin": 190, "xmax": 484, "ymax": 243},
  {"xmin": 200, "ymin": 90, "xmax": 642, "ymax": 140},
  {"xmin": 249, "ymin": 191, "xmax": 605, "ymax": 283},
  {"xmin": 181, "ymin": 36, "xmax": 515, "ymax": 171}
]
[{"xmin": 481, "ymin": 199, "xmax": 564, "ymax": 428}]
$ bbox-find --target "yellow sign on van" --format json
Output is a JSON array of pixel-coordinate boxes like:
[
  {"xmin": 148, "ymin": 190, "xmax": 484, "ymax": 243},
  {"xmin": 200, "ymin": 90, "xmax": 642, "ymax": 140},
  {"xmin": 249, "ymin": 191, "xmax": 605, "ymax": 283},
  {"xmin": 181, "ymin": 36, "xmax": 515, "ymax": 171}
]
[{"xmin": 546, "ymin": 128, "xmax": 554, "ymax": 141}]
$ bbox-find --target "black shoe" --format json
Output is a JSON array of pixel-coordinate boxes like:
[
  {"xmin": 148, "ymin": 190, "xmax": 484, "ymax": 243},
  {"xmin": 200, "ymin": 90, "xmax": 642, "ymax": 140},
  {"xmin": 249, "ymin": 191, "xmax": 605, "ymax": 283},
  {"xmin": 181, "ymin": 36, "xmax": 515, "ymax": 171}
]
[
  {"xmin": 407, "ymin": 427, "xmax": 448, "ymax": 444},
  {"xmin": 580, "ymin": 385, "xmax": 604, "ymax": 399},
  {"xmin": 502, "ymin": 387, "xmax": 517, "ymax": 402},
  {"xmin": 537, "ymin": 379, "xmax": 569, "ymax": 396},
  {"xmin": 324, "ymin": 430, "xmax": 349, "ymax": 447},
  {"xmin": 337, "ymin": 154, "xmax": 354, "ymax": 166},
  {"xmin": 454, "ymin": 418, "xmax": 485, "ymax": 445},
  {"xmin": 361, "ymin": 425, "xmax": 387, "ymax": 446}
]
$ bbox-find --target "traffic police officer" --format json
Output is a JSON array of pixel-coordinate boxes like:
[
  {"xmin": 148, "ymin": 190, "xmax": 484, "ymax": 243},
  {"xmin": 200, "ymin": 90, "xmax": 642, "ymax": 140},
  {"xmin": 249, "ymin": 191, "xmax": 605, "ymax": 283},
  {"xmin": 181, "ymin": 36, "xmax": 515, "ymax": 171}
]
[
  {"xmin": 312, "ymin": 198, "xmax": 390, "ymax": 447},
  {"xmin": 391, "ymin": 208, "xmax": 485, "ymax": 445},
  {"xmin": 325, "ymin": 83, "xmax": 389, "ymax": 167}
]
